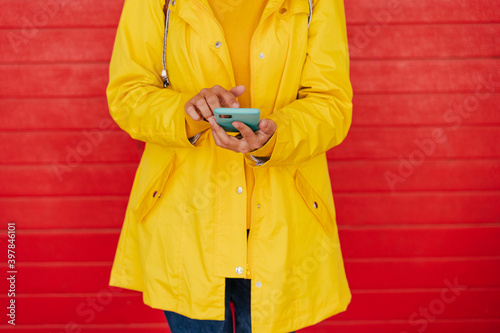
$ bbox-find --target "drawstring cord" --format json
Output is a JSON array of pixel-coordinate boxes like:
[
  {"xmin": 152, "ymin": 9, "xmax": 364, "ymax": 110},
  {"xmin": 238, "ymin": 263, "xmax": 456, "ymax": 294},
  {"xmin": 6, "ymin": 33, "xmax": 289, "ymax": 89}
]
[
  {"xmin": 162, "ymin": 0, "xmax": 172, "ymax": 88},
  {"xmin": 161, "ymin": 0, "xmax": 313, "ymax": 88}
]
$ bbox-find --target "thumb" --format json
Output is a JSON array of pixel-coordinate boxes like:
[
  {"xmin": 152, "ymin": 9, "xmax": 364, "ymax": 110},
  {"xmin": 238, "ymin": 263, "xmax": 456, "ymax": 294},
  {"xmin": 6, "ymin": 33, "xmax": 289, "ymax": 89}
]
[
  {"xmin": 229, "ymin": 85, "xmax": 245, "ymax": 98},
  {"xmin": 259, "ymin": 119, "xmax": 276, "ymax": 135}
]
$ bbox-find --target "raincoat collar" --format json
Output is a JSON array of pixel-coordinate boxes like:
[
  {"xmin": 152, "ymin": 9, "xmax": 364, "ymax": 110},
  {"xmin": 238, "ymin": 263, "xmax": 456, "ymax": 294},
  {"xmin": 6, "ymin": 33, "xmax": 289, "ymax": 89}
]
[{"xmin": 170, "ymin": 0, "xmax": 287, "ymax": 87}]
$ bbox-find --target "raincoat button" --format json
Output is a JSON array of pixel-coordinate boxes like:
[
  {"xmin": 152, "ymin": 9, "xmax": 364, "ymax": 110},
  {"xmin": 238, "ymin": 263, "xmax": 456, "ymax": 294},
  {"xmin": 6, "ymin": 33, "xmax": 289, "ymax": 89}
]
[
  {"xmin": 257, "ymin": 204, "xmax": 261, "ymax": 208},
  {"xmin": 235, "ymin": 266, "xmax": 243, "ymax": 274},
  {"xmin": 259, "ymin": 53, "xmax": 265, "ymax": 59},
  {"xmin": 256, "ymin": 281, "xmax": 262, "ymax": 287},
  {"xmin": 237, "ymin": 186, "xmax": 243, "ymax": 194},
  {"xmin": 313, "ymin": 201, "xmax": 318, "ymax": 208},
  {"xmin": 153, "ymin": 191, "xmax": 157, "ymax": 197},
  {"xmin": 215, "ymin": 41, "xmax": 222, "ymax": 48},
  {"xmin": 279, "ymin": 7, "xmax": 287, "ymax": 14}
]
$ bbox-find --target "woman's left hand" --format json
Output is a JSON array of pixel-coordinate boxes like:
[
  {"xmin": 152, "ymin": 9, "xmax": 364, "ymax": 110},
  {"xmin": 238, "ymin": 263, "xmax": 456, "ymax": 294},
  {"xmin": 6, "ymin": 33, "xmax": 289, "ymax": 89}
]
[{"xmin": 206, "ymin": 116, "xmax": 277, "ymax": 154}]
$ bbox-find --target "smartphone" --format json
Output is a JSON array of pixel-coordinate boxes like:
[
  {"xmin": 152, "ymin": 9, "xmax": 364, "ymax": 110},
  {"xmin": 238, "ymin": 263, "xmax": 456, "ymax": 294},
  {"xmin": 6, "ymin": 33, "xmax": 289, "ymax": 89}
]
[{"xmin": 213, "ymin": 108, "xmax": 260, "ymax": 132}]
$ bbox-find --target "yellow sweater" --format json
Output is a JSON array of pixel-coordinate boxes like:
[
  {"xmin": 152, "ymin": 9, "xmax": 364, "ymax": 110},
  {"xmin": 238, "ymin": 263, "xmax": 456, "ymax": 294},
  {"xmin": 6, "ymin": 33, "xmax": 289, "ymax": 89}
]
[{"xmin": 208, "ymin": 0, "xmax": 269, "ymax": 229}]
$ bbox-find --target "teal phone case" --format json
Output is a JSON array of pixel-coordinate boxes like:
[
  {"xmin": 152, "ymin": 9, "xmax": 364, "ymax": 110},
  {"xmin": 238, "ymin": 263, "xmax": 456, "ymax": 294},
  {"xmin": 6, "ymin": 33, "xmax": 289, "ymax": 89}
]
[{"xmin": 213, "ymin": 108, "xmax": 260, "ymax": 132}]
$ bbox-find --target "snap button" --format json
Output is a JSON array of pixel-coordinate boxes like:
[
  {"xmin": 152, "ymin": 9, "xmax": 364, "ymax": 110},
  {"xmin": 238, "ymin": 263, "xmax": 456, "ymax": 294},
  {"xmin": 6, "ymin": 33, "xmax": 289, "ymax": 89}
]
[
  {"xmin": 153, "ymin": 191, "xmax": 158, "ymax": 197},
  {"xmin": 257, "ymin": 204, "xmax": 261, "ymax": 208},
  {"xmin": 215, "ymin": 41, "xmax": 222, "ymax": 48},
  {"xmin": 256, "ymin": 281, "xmax": 262, "ymax": 287},
  {"xmin": 259, "ymin": 53, "xmax": 265, "ymax": 59},
  {"xmin": 235, "ymin": 266, "xmax": 244, "ymax": 274},
  {"xmin": 313, "ymin": 201, "xmax": 318, "ymax": 208},
  {"xmin": 279, "ymin": 7, "xmax": 287, "ymax": 14},
  {"xmin": 237, "ymin": 186, "xmax": 243, "ymax": 194}
]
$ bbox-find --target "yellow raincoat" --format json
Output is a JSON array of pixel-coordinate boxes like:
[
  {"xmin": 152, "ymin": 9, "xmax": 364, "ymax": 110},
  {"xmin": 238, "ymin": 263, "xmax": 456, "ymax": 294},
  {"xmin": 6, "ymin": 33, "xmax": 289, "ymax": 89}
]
[{"xmin": 106, "ymin": 0, "xmax": 353, "ymax": 331}]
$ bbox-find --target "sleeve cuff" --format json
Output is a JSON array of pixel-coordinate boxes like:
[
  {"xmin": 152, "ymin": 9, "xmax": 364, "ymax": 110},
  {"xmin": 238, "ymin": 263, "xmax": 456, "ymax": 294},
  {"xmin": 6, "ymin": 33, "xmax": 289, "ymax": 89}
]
[
  {"xmin": 249, "ymin": 132, "xmax": 277, "ymax": 157},
  {"xmin": 244, "ymin": 132, "xmax": 277, "ymax": 166}
]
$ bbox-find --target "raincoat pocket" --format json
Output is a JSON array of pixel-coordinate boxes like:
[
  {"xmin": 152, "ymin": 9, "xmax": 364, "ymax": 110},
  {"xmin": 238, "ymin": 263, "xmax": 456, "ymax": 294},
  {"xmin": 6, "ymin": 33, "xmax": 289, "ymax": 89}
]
[
  {"xmin": 294, "ymin": 167, "xmax": 335, "ymax": 237},
  {"xmin": 131, "ymin": 151, "xmax": 176, "ymax": 223}
]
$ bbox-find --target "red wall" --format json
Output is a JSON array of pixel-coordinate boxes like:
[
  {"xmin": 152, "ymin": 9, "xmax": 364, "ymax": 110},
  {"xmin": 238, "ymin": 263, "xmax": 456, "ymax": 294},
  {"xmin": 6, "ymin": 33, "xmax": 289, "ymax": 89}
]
[{"xmin": 1, "ymin": 0, "xmax": 499, "ymax": 332}]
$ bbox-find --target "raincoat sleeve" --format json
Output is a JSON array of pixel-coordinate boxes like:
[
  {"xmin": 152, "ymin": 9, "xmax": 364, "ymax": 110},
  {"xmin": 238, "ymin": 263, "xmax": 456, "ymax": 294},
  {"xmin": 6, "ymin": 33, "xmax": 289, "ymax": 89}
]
[
  {"xmin": 106, "ymin": 0, "xmax": 210, "ymax": 148},
  {"xmin": 243, "ymin": 0, "xmax": 353, "ymax": 167}
]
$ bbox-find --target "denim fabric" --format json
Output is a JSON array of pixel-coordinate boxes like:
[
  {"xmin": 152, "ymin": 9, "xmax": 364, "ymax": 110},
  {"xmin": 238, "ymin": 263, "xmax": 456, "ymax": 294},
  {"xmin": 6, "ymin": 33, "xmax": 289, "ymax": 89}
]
[{"xmin": 163, "ymin": 230, "xmax": 295, "ymax": 333}]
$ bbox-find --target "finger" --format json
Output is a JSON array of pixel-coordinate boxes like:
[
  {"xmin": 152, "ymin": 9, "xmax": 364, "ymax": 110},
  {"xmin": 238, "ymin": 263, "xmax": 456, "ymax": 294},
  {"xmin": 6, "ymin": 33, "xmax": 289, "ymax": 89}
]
[
  {"xmin": 194, "ymin": 94, "xmax": 214, "ymax": 120},
  {"xmin": 258, "ymin": 119, "xmax": 277, "ymax": 135},
  {"xmin": 185, "ymin": 102, "xmax": 202, "ymax": 121},
  {"xmin": 204, "ymin": 91, "xmax": 223, "ymax": 112},
  {"xmin": 233, "ymin": 121, "xmax": 260, "ymax": 151},
  {"xmin": 229, "ymin": 85, "xmax": 245, "ymax": 98},
  {"xmin": 214, "ymin": 85, "xmax": 240, "ymax": 108},
  {"xmin": 255, "ymin": 119, "xmax": 277, "ymax": 139},
  {"xmin": 209, "ymin": 117, "xmax": 239, "ymax": 150}
]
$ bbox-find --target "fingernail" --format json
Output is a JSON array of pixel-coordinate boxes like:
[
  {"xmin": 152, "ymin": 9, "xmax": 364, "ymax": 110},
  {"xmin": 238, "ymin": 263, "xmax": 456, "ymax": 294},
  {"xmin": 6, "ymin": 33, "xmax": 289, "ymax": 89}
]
[{"xmin": 232, "ymin": 103, "xmax": 239, "ymax": 108}]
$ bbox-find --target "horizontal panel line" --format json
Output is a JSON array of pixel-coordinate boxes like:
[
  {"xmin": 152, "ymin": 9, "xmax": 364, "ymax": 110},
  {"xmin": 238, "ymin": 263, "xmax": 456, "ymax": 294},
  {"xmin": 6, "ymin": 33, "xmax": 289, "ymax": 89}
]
[
  {"xmin": 0, "ymin": 324, "xmax": 174, "ymax": 329},
  {"xmin": 12, "ymin": 256, "xmax": 500, "ymax": 266},
  {"xmin": 348, "ymin": 124, "xmax": 500, "ymax": 128},
  {"xmin": 1, "ymin": 56, "xmax": 499, "ymax": 66},
  {"xmin": 3, "ymin": 123, "xmax": 500, "ymax": 131},
  {"xmin": 319, "ymin": 318, "xmax": 500, "ymax": 326},
  {"xmin": 338, "ymin": 223, "xmax": 500, "ymax": 230},
  {"xmin": 347, "ymin": 20, "xmax": 500, "ymax": 25},
  {"xmin": 333, "ymin": 190, "xmax": 500, "ymax": 196},
  {"xmin": 327, "ymin": 157, "xmax": 500, "ymax": 162},
  {"xmin": 0, "ymin": 195, "xmax": 129, "ymax": 200},
  {"xmin": 350, "ymin": 56, "xmax": 500, "ymax": 62},
  {"xmin": 16, "ymin": 261, "xmax": 114, "ymax": 266},
  {"xmin": 330, "ymin": 189, "xmax": 500, "ymax": 194},
  {"xmin": 2, "ymin": 287, "xmax": 498, "ymax": 298},
  {"xmin": 0, "ymin": 96, "xmax": 107, "ymax": 100},
  {"xmin": 0, "ymin": 189, "xmax": 498, "ymax": 197},
  {"xmin": 2, "ymin": 318, "xmax": 498, "ymax": 329},
  {"xmin": 2, "ymin": 158, "xmax": 500, "ymax": 167},
  {"xmin": 2, "ymin": 92, "xmax": 500, "ymax": 101},
  {"xmin": 3, "ymin": 125, "xmax": 500, "ymax": 133},
  {"xmin": 1, "ymin": 58, "xmax": 500, "ymax": 66},
  {"xmin": 0, "ymin": 24, "xmax": 120, "ymax": 29},
  {"xmin": 3, "ymin": 228, "xmax": 121, "ymax": 234},
  {"xmin": 3, "ymin": 90, "xmax": 496, "ymax": 98},
  {"xmin": 344, "ymin": 256, "xmax": 500, "ymax": 263},
  {"xmin": 3, "ymin": 189, "xmax": 500, "ymax": 198},
  {"xmin": 351, "ymin": 287, "xmax": 500, "ymax": 293},
  {"xmin": 0, "ymin": 162, "xmax": 139, "ymax": 167},
  {"xmin": 7, "ymin": 156, "xmax": 500, "ymax": 163},
  {"xmin": 0, "ymin": 194, "xmax": 131, "ymax": 198},
  {"xmin": 1, "ymin": 22, "xmax": 500, "ymax": 30},
  {"xmin": 5, "ymin": 223, "xmax": 500, "ymax": 235}
]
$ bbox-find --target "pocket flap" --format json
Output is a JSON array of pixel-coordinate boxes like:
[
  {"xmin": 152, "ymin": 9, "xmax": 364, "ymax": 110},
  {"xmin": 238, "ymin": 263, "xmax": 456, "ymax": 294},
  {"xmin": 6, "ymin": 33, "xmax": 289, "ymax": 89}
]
[
  {"xmin": 132, "ymin": 153, "xmax": 176, "ymax": 223},
  {"xmin": 295, "ymin": 168, "xmax": 335, "ymax": 237}
]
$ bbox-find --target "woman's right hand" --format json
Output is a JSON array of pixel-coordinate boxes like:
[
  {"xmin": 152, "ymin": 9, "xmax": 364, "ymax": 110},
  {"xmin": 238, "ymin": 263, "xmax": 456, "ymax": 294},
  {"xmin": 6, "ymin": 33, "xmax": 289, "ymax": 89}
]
[{"xmin": 184, "ymin": 85, "xmax": 245, "ymax": 122}]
